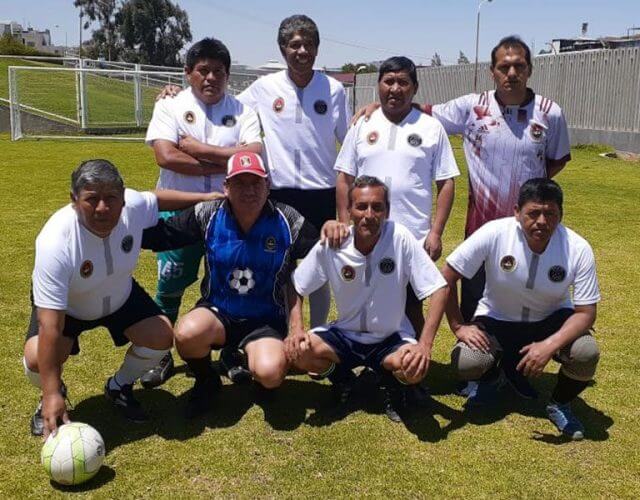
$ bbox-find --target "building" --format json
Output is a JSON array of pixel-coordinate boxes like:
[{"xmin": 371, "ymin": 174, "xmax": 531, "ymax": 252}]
[
  {"xmin": 551, "ymin": 34, "xmax": 640, "ymax": 54},
  {"xmin": 0, "ymin": 20, "xmax": 64, "ymax": 55}
]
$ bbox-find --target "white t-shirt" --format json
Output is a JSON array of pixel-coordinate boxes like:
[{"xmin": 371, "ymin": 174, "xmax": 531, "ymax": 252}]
[
  {"xmin": 293, "ymin": 221, "xmax": 447, "ymax": 343},
  {"xmin": 446, "ymin": 217, "xmax": 600, "ymax": 322},
  {"xmin": 238, "ymin": 70, "xmax": 350, "ymax": 190},
  {"xmin": 335, "ymin": 108, "xmax": 460, "ymax": 240},
  {"xmin": 146, "ymin": 88, "xmax": 261, "ymax": 193},
  {"xmin": 32, "ymin": 189, "xmax": 159, "ymax": 321},
  {"xmin": 431, "ymin": 90, "xmax": 570, "ymax": 235}
]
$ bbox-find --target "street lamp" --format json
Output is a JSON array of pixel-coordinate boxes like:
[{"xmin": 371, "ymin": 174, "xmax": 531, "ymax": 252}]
[
  {"xmin": 473, "ymin": 0, "xmax": 493, "ymax": 92},
  {"xmin": 352, "ymin": 65, "xmax": 367, "ymax": 115}
]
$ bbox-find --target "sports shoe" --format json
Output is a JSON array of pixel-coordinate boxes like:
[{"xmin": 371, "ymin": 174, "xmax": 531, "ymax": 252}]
[
  {"xmin": 104, "ymin": 377, "xmax": 149, "ymax": 423},
  {"xmin": 546, "ymin": 401, "xmax": 585, "ymax": 440},
  {"xmin": 330, "ymin": 368, "xmax": 357, "ymax": 407},
  {"xmin": 464, "ymin": 378, "xmax": 503, "ymax": 408},
  {"xmin": 185, "ymin": 375, "xmax": 221, "ymax": 419},
  {"xmin": 456, "ymin": 381, "xmax": 478, "ymax": 397},
  {"xmin": 31, "ymin": 382, "xmax": 69, "ymax": 437},
  {"xmin": 382, "ymin": 384, "xmax": 406, "ymax": 423},
  {"xmin": 219, "ymin": 347, "xmax": 252, "ymax": 385},
  {"xmin": 140, "ymin": 352, "xmax": 175, "ymax": 389}
]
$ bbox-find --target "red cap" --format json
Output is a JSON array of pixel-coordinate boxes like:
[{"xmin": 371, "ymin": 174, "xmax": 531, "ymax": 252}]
[{"xmin": 226, "ymin": 152, "xmax": 268, "ymax": 179}]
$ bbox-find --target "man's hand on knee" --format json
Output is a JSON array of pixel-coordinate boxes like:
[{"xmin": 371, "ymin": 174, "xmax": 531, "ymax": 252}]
[
  {"xmin": 284, "ymin": 329, "xmax": 311, "ymax": 363},
  {"xmin": 455, "ymin": 324, "xmax": 491, "ymax": 353},
  {"xmin": 399, "ymin": 344, "xmax": 430, "ymax": 382},
  {"xmin": 517, "ymin": 341, "xmax": 554, "ymax": 377}
]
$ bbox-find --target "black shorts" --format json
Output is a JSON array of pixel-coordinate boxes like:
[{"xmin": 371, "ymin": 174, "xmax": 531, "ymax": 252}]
[
  {"xmin": 269, "ymin": 187, "xmax": 336, "ymax": 233},
  {"xmin": 25, "ymin": 279, "xmax": 163, "ymax": 355},
  {"xmin": 194, "ymin": 300, "xmax": 287, "ymax": 351},
  {"xmin": 314, "ymin": 328, "xmax": 409, "ymax": 372}
]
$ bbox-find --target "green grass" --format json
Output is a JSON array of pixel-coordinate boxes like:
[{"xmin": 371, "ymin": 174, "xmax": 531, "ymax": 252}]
[{"xmin": 0, "ymin": 134, "xmax": 639, "ymax": 497}]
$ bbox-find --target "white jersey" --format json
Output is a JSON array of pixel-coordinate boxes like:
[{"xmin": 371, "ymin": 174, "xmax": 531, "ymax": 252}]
[
  {"xmin": 446, "ymin": 217, "xmax": 600, "ymax": 322},
  {"xmin": 430, "ymin": 90, "xmax": 570, "ymax": 236},
  {"xmin": 238, "ymin": 70, "xmax": 350, "ymax": 190},
  {"xmin": 335, "ymin": 108, "xmax": 459, "ymax": 240},
  {"xmin": 293, "ymin": 221, "xmax": 446, "ymax": 343},
  {"xmin": 32, "ymin": 189, "xmax": 159, "ymax": 321},
  {"xmin": 146, "ymin": 88, "xmax": 261, "ymax": 193}
]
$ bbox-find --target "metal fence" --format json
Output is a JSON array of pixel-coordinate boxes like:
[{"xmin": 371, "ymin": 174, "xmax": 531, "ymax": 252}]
[{"xmin": 353, "ymin": 48, "xmax": 640, "ymax": 152}]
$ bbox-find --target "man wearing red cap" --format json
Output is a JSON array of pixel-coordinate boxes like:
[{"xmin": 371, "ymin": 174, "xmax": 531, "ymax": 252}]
[{"xmin": 142, "ymin": 152, "xmax": 320, "ymax": 418}]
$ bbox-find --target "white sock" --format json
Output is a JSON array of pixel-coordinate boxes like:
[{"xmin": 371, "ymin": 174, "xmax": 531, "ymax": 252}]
[
  {"xmin": 23, "ymin": 356, "xmax": 42, "ymax": 389},
  {"xmin": 111, "ymin": 346, "xmax": 168, "ymax": 389},
  {"xmin": 309, "ymin": 282, "xmax": 331, "ymax": 328}
]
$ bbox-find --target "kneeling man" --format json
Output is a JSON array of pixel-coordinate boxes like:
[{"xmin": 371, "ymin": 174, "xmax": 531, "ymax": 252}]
[
  {"xmin": 287, "ymin": 176, "xmax": 448, "ymax": 422},
  {"xmin": 442, "ymin": 178, "xmax": 600, "ymax": 440}
]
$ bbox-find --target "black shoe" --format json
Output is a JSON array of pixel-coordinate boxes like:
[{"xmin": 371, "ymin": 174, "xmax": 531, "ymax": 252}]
[
  {"xmin": 104, "ymin": 377, "xmax": 149, "ymax": 423},
  {"xmin": 219, "ymin": 347, "xmax": 252, "ymax": 384},
  {"xmin": 185, "ymin": 376, "xmax": 221, "ymax": 419},
  {"xmin": 140, "ymin": 352, "xmax": 175, "ymax": 389},
  {"xmin": 31, "ymin": 383, "xmax": 68, "ymax": 437},
  {"xmin": 331, "ymin": 369, "xmax": 357, "ymax": 406},
  {"xmin": 382, "ymin": 383, "xmax": 406, "ymax": 423}
]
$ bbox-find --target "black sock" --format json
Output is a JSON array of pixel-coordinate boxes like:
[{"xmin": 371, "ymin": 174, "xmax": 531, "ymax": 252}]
[
  {"xmin": 478, "ymin": 364, "xmax": 501, "ymax": 383},
  {"xmin": 184, "ymin": 355, "xmax": 214, "ymax": 383},
  {"xmin": 551, "ymin": 371, "xmax": 589, "ymax": 404},
  {"xmin": 379, "ymin": 370, "xmax": 402, "ymax": 390},
  {"xmin": 328, "ymin": 364, "xmax": 354, "ymax": 385}
]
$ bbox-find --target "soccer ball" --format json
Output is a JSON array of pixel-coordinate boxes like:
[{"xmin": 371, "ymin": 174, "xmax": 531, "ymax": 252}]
[
  {"xmin": 229, "ymin": 268, "xmax": 255, "ymax": 295},
  {"xmin": 41, "ymin": 422, "xmax": 105, "ymax": 485}
]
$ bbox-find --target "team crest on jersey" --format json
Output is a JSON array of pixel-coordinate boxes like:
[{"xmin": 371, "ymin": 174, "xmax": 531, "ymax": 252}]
[
  {"xmin": 548, "ymin": 265, "xmax": 566, "ymax": 283},
  {"xmin": 80, "ymin": 260, "xmax": 94, "ymax": 278},
  {"xmin": 314, "ymin": 99, "xmax": 328, "ymax": 115},
  {"xmin": 273, "ymin": 97, "xmax": 285, "ymax": 113},
  {"xmin": 341, "ymin": 265, "xmax": 356, "ymax": 282},
  {"xmin": 229, "ymin": 268, "xmax": 255, "ymax": 295},
  {"xmin": 222, "ymin": 114, "xmax": 236, "ymax": 127},
  {"xmin": 407, "ymin": 133, "xmax": 422, "ymax": 147},
  {"xmin": 529, "ymin": 121, "xmax": 545, "ymax": 141},
  {"xmin": 183, "ymin": 111, "xmax": 195, "ymax": 124},
  {"xmin": 367, "ymin": 131, "xmax": 379, "ymax": 145},
  {"xmin": 121, "ymin": 234, "xmax": 133, "ymax": 253},
  {"xmin": 264, "ymin": 236, "xmax": 277, "ymax": 253},
  {"xmin": 500, "ymin": 255, "xmax": 517, "ymax": 272},
  {"xmin": 379, "ymin": 257, "xmax": 395, "ymax": 275}
]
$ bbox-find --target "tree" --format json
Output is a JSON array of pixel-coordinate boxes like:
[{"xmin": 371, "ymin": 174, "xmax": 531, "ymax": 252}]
[
  {"xmin": 430, "ymin": 53, "xmax": 442, "ymax": 67},
  {"xmin": 457, "ymin": 51, "xmax": 470, "ymax": 64},
  {"xmin": 340, "ymin": 62, "xmax": 377, "ymax": 73},
  {"xmin": 117, "ymin": 0, "xmax": 192, "ymax": 66},
  {"xmin": 74, "ymin": 0, "xmax": 121, "ymax": 61}
]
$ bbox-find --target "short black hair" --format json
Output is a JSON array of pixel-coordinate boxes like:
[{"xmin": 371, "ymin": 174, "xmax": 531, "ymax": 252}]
[
  {"xmin": 517, "ymin": 178, "xmax": 563, "ymax": 212},
  {"xmin": 278, "ymin": 15, "xmax": 320, "ymax": 50},
  {"xmin": 491, "ymin": 35, "xmax": 532, "ymax": 69},
  {"xmin": 185, "ymin": 37, "xmax": 231, "ymax": 73},
  {"xmin": 71, "ymin": 159, "xmax": 124, "ymax": 196},
  {"xmin": 378, "ymin": 56, "xmax": 418, "ymax": 87},
  {"xmin": 348, "ymin": 175, "xmax": 390, "ymax": 212}
]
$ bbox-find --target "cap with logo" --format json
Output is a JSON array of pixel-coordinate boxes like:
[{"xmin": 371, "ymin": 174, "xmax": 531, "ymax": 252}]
[{"xmin": 226, "ymin": 152, "xmax": 268, "ymax": 179}]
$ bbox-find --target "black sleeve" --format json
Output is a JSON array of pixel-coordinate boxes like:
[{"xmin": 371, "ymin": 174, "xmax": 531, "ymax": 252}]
[
  {"xmin": 290, "ymin": 218, "xmax": 319, "ymax": 260},
  {"xmin": 142, "ymin": 206, "xmax": 202, "ymax": 251}
]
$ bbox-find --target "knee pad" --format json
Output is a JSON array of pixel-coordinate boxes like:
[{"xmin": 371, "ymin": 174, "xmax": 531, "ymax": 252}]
[
  {"xmin": 23, "ymin": 356, "xmax": 42, "ymax": 389},
  {"xmin": 451, "ymin": 341, "xmax": 498, "ymax": 381},
  {"xmin": 559, "ymin": 335, "xmax": 600, "ymax": 381}
]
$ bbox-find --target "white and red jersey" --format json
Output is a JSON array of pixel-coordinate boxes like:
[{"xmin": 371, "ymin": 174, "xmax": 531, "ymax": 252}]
[{"xmin": 429, "ymin": 90, "xmax": 570, "ymax": 236}]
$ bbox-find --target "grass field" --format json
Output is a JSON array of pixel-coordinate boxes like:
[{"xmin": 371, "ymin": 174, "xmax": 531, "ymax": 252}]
[{"xmin": 0, "ymin": 135, "xmax": 639, "ymax": 498}]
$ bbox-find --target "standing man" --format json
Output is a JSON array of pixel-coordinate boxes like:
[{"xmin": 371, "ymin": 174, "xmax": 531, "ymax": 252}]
[
  {"xmin": 335, "ymin": 56, "xmax": 459, "ymax": 334},
  {"xmin": 356, "ymin": 36, "xmax": 571, "ymax": 322},
  {"xmin": 441, "ymin": 179, "xmax": 600, "ymax": 440},
  {"xmin": 23, "ymin": 159, "xmax": 217, "ymax": 437},
  {"xmin": 144, "ymin": 37, "xmax": 262, "ymax": 386},
  {"xmin": 237, "ymin": 14, "xmax": 351, "ymax": 328},
  {"xmin": 288, "ymin": 176, "xmax": 449, "ymax": 422},
  {"xmin": 141, "ymin": 152, "xmax": 320, "ymax": 418}
]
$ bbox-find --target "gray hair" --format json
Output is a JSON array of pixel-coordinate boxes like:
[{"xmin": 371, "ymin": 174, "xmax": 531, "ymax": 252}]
[
  {"xmin": 348, "ymin": 175, "xmax": 390, "ymax": 211},
  {"xmin": 71, "ymin": 159, "xmax": 125, "ymax": 196},
  {"xmin": 277, "ymin": 15, "xmax": 320, "ymax": 50}
]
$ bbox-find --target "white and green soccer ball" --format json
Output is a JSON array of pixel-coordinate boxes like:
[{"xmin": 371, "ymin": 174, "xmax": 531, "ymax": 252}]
[{"xmin": 41, "ymin": 422, "xmax": 105, "ymax": 485}]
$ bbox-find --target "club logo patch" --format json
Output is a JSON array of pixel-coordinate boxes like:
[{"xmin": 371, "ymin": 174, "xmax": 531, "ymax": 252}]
[
  {"xmin": 264, "ymin": 236, "xmax": 277, "ymax": 252},
  {"xmin": 273, "ymin": 97, "xmax": 285, "ymax": 113},
  {"xmin": 239, "ymin": 155, "xmax": 252, "ymax": 168},
  {"xmin": 379, "ymin": 257, "xmax": 395, "ymax": 275},
  {"xmin": 407, "ymin": 133, "xmax": 422, "ymax": 147},
  {"xmin": 183, "ymin": 110, "xmax": 195, "ymax": 124},
  {"xmin": 80, "ymin": 260, "xmax": 94, "ymax": 278},
  {"xmin": 500, "ymin": 255, "xmax": 517, "ymax": 272},
  {"xmin": 341, "ymin": 265, "xmax": 356, "ymax": 282},
  {"xmin": 548, "ymin": 265, "xmax": 566, "ymax": 283},
  {"xmin": 529, "ymin": 121, "xmax": 545, "ymax": 141},
  {"xmin": 222, "ymin": 114, "xmax": 236, "ymax": 127},
  {"xmin": 367, "ymin": 131, "xmax": 379, "ymax": 145},
  {"xmin": 121, "ymin": 234, "xmax": 133, "ymax": 253},
  {"xmin": 314, "ymin": 99, "xmax": 328, "ymax": 115}
]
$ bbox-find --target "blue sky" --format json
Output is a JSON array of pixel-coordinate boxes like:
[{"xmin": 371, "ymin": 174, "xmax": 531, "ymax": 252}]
[{"xmin": 3, "ymin": 0, "xmax": 640, "ymax": 67}]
